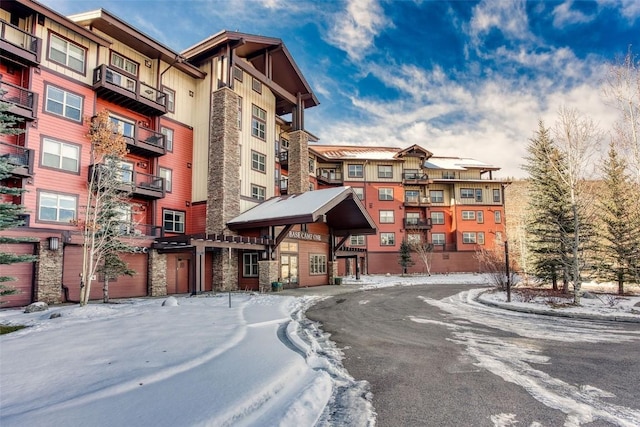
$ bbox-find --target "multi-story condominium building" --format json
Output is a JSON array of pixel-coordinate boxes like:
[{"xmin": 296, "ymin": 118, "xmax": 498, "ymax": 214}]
[{"xmin": 1, "ymin": 0, "xmax": 505, "ymax": 308}]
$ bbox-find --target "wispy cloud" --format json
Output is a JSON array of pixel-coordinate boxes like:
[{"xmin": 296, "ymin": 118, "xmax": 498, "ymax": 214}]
[
  {"xmin": 552, "ymin": 0, "xmax": 595, "ymax": 27},
  {"xmin": 598, "ymin": 0, "xmax": 640, "ymax": 23},
  {"xmin": 467, "ymin": 0, "xmax": 533, "ymax": 45},
  {"xmin": 325, "ymin": 0, "xmax": 392, "ymax": 61}
]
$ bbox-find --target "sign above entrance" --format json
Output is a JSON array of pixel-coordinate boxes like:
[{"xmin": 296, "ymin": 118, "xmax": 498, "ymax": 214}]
[{"xmin": 288, "ymin": 230, "xmax": 322, "ymax": 241}]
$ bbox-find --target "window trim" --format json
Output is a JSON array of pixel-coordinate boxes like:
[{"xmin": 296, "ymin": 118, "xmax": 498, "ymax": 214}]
[
  {"xmin": 162, "ymin": 86, "xmax": 175, "ymax": 112},
  {"xmin": 432, "ymin": 233, "xmax": 446, "ymax": 245},
  {"xmin": 493, "ymin": 188, "xmax": 501, "ymax": 203},
  {"xmin": 252, "ymin": 77, "xmax": 262, "ymax": 94},
  {"xmin": 36, "ymin": 190, "xmax": 77, "ymax": 224},
  {"xmin": 251, "ymin": 184, "xmax": 266, "ymax": 201},
  {"xmin": 378, "ymin": 165, "xmax": 393, "ymax": 179},
  {"xmin": 44, "ymin": 83, "xmax": 84, "ymax": 123},
  {"xmin": 350, "ymin": 235, "xmax": 366, "ymax": 246},
  {"xmin": 460, "ymin": 188, "xmax": 474, "ymax": 199},
  {"xmin": 163, "ymin": 208, "xmax": 185, "ymax": 234},
  {"xmin": 378, "ymin": 188, "xmax": 393, "ymax": 201},
  {"xmin": 251, "ymin": 104, "xmax": 267, "ymax": 141},
  {"xmin": 160, "ymin": 126, "xmax": 174, "ymax": 152},
  {"xmin": 348, "ymin": 164, "xmax": 363, "ymax": 178},
  {"xmin": 352, "ymin": 187, "xmax": 365, "ymax": 200},
  {"xmin": 243, "ymin": 252, "xmax": 259, "ymax": 277},
  {"xmin": 380, "ymin": 232, "xmax": 396, "ymax": 246},
  {"xmin": 494, "ymin": 210, "xmax": 502, "ymax": 224},
  {"xmin": 159, "ymin": 167, "xmax": 172, "ymax": 193},
  {"xmin": 233, "ymin": 66, "xmax": 244, "ymax": 82},
  {"xmin": 430, "ymin": 211, "xmax": 445, "ymax": 225},
  {"xmin": 251, "ymin": 150, "xmax": 267, "ymax": 173},
  {"xmin": 477, "ymin": 211, "xmax": 484, "ymax": 224},
  {"xmin": 379, "ymin": 210, "xmax": 395, "ymax": 224},
  {"xmin": 462, "ymin": 232, "xmax": 477, "ymax": 244},
  {"xmin": 462, "ymin": 210, "xmax": 476, "ymax": 220},
  {"xmin": 40, "ymin": 136, "xmax": 81, "ymax": 174},
  {"xmin": 309, "ymin": 254, "xmax": 327, "ymax": 275},
  {"xmin": 109, "ymin": 50, "xmax": 139, "ymax": 78},
  {"xmin": 47, "ymin": 32, "xmax": 87, "ymax": 74},
  {"xmin": 430, "ymin": 190, "xmax": 444, "ymax": 203}
]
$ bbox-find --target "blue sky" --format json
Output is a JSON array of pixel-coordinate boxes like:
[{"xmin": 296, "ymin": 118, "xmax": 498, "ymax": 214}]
[{"xmin": 42, "ymin": 0, "xmax": 640, "ymax": 178}]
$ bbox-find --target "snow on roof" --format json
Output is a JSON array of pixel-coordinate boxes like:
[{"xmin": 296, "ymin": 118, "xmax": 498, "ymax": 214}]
[
  {"xmin": 310, "ymin": 145, "xmax": 401, "ymax": 161},
  {"xmin": 424, "ymin": 157, "xmax": 498, "ymax": 171}
]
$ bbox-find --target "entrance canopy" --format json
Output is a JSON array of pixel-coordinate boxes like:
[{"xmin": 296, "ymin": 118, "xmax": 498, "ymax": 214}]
[{"xmin": 227, "ymin": 186, "xmax": 377, "ymax": 237}]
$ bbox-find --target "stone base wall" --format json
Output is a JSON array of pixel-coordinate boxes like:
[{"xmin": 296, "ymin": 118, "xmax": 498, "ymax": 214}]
[
  {"xmin": 34, "ymin": 241, "xmax": 63, "ymax": 304},
  {"xmin": 258, "ymin": 260, "xmax": 279, "ymax": 292},
  {"xmin": 328, "ymin": 260, "xmax": 339, "ymax": 286},
  {"xmin": 148, "ymin": 249, "xmax": 167, "ymax": 297},
  {"xmin": 287, "ymin": 130, "xmax": 310, "ymax": 194},
  {"xmin": 213, "ymin": 249, "xmax": 238, "ymax": 291}
]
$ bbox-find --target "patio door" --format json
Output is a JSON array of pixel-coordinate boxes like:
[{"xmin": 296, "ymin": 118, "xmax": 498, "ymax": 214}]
[{"xmin": 280, "ymin": 254, "xmax": 298, "ymax": 287}]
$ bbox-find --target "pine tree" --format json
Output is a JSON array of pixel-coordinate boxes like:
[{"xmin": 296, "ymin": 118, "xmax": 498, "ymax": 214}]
[
  {"xmin": 0, "ymin": 101, "xmax": 37, "ymax": 297},
  {"xmin": 398, "ymin": 240, "xmax": 414, "ymax": 275},
  {"xmin": 596, "ymin": 142, "xmax": 640, "ymax": 294}
]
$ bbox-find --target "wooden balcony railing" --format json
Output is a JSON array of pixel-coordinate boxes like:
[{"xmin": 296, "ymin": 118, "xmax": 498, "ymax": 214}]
[
  {"xmin": 403, "ymin": 194, "xmax": 430, "ymax": 207},
  {"xmin": 89, "ymin": 164, "xmax": 165, "ymax": 200},
  {"xmin": 403, "ymin": 218, "xmax": 432, "ymax": 229},
  {"xmin": 402, "ymin": 172, "xmax": 430, "ymax": 184},
  {"xmin": 0, "ymin": 20, "xmax": 42, "ymax": 64},
  {"xmin": 124, "ymin": 125, "xmax": 166, "ymax": 157},
  {"xmin": 0, "ymin": 80, "xmax": 37, "ymax": 120},
  {"xmin": 316, "ymin": 168, "xmax": 343, "ymax": 184}
]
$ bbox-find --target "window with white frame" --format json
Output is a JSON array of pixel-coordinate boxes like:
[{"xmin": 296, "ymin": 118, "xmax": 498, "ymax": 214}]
[
  {"xmin": 109, "ymin": 115, "xmax": 135, "ymax": 139},
  {"xmin": 462, "ymin": 232, "xmax": 477, "ymax": 244},
  {"xmin": 405, "ymin": 189, "xmax": 419, "ymax": 203},
  {"xmin": 350, "ymin": 235, "xmax": 365, "ymax": 246},
  {"xmin": 348, "ymin": 164, "xmax": 363, "ymax": 178},
  {"xmin": 460, "ymin": 188, "xmax": 474, "ymax": 199},
  {"xmin": 310, "ymin": 254, "xmax": 327, "ymax": 274},
  {"xmin": 494, "ymin": 210, "xmax": 502, "ymax": 223},
  {"xmin": 39, "ymin": 191, "xmax": 76, "ymax": 223},
  {"xmin": 251, "ymin": 105, "xmax": 266, "ymax": 140},
  {"xmin": 251, "ymin": 184, "xmax": 266, "ymax": 201},
  {"xmin": 432, "ymin": 233, "xmax": 445, "ymax": 245},
  {"xmin": 161, "ymin": 127, "xmax": 174, "ymax": 151},
  {"xmin": 405, "ymin": 212, "xmax": 419, "ymax": 225},
  {"xmin": 42, "ymin": 138, "xmax": 79, "ymax": 172},
  {"xmin": 352, "ymin": 187, "xmax": 364, "ymax": 200},
  {"xmin": 163, "ymin": 209, "xmax": 185, "ymax": 233},
  {"xmin": 378, "ymin": 165, "xmax": 393, "ymax": 178},
  {"xmin": 442, "ymin": 171, "xmax": 455, "ymax": 179},
  {"xmin": 462, "ymin": 210, "xmax": 475, "ymax": 220},
  {"xmin": 431, "ymin": 211, "xmax": 445, "ymax": 224},
  {"xmin": 45, "ymin": 85, "xmax": 82, "ymax": 121},
  {"xmin": 493, "ymin": 189, "xmax": 501, "ymax": 203},
  {"xmin": 477, "ymin": 211, "xmax": 484, "ymax": 223},
  {"xmin": 478, "ymin": 232, "xmax": 485, "ymax": 245},
  {"xmin": 251, "ymin": 150, "xmax": 266, "ymax": 173},
  {"xmin": 380, "ymin": 232, "xmax": 395, "ymax": 246},
  {"xmin": 159, "ymin": 167, "xmax": 172, "ymax": 192},
  {"xmin": 430, "ymin": 190, "xmax": 444, "ymax": 203},
  {"xmin": 110, "ymin": 51, "xmax": 138, "ymax": 76},
  {"xmin": 163, "ymin": 87, "xmax": 175, "ymax": 112},
  {"xmin": 117, "ymin": 161, "xmax": 134, "ymax": 183},
  {"xmin": 49, "ymin": 33, "xmax": 85, "ymax": 73},
  {"xmin": 379, "ymin": 210, "xmax": 394, "ymax": 223},
  {"xmin": 243, "ymin": 253, "xmax": 259, "ymax": 277},
  {"xmin": 378, "ymin": 188, "xmax": 393, "ymax": 200}
]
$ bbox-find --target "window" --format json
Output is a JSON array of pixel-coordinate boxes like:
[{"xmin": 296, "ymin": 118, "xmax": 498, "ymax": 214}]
[
  {"xmin": 379, "ymin": 188, "xmax": 393, "ymax": 200},
  {"xmin": 493, "ymin": 189, "xmax": 501, "ymax": 203},
  {"xmin": 407, "ymin": 234, "xmax": 421, "ymax": 244},
  {"xmin": 117, "ymin": 161, "xmax": 134, "ymax": 183},
  {"xmin": 380, "ymin": 232, "xmax": 395, "ymax": 246},
  {"xmin": 159, "ymin": 167, "xmax": 172, "ymax": 192},
  {"xmin": 161, "ymin": 127, "xmax": 174, "ymax": 151},
  {"xmin": 252, "ymin": 77, "xmax": 262, "ymax": 94},
  {"xmin": 379, "ymin": 210, "xmax": 394, "ymax": 223},
  {"xmin": 251, "ymin": 105, "xmax": 266, "ymax": 140},
  {"xmin": 477, "ymin": 211, "xmax": 484, "ymax": 223},
  {"xmin": 42, "ymin": 138, "xmax": 79, "ymax": 172},
  {"xmin": 163, "ymin": 209, "xmax": 185, "ymax": 233},
  {"xmin": 378, "ymin": 165, "xmax": 393, "ymax": 178},
  {"xmin": 430, "ymin": 190, "xmax": 444, "ymax": 203},
  {"xmin": 478, "ymin": 232, "xmax": 485, "ymax": 245},
  {"xmin": 163, "ymin": 87, "xmax": 175, "ymax": 112},
  {"xmin": 350, "ymin": 235, "xmax": 365, "ymax": 246},
  {"xmin": 310, "ymin": 254, "xmax": 327, "ymax": 275},
  {"xmin": 308, "ymin": 157, "xmax": 315, "ymax": 173},
  {"xmin": 432, "ymin": 233, "xmax": 445, "ymax": 245},
  {"xmin": 463, "ymin": 232, "xmax": 477, "ymax": 244},
  {"xmin": 251, "ymin": 184, "xmax": 266, "ymax": 201},
  {"xmin": 348, "ymin": 164, "xmax": 363, "ymax": 178},
  {"xmin": 352, "ymin": 187, "xmax": 364, "ymax": 200},
  {"xmin": 405, "ymin": 212, "xmax": 419, "ymax": 225},
  {"xmin": 475, "ymin": 189, "xmax": 483, "ymax": 202},
  {"xmin": 462, "ymin": 211, "xmax": 475, "ymax": 220},
  {"xmin": 443, "ymin": 171, "xmax": 455, "ymax": 179},
  {"xmin": 431, "ymin": 211, "xmax": 445, "ymax": 224},
  {"xmin": 38, "ymin": 191, "xmax": 76, "ymax": 223},
  {"xmin": 280, "ymin": 137, "xmax": 289, "ymax": 151},
  {"xmin": 109, "ymin": 115, "xmax": 135, "ymax": 138},
  {"xmin": 251, "ymin": 151, "xmax": 266, "ymax": 173},
  {"xmin": 460, "ymin": 188, "xmax": 474, "ymax": 199},
  {"xmin": 233, "ymin": 66, "xmax": 243, "ymax": 82},
  {"xmin": 237, "ymin": 97, "xmax": 242, "ymax": 130},
  {"xmin": 281, "ymin": 241, "xmax": 298, "ymax": 252},
  {"xmin": 45, "ymin": 85, "xmax": 82, "ymax": 121},
  {"xmin": 243, "ymin": 253, "xmax": 259, "ymax": 277},
  {"xmin": 405, "ymin": 190, "xmax": 419, "ymax": 203},
  {"xmin": 403, "ymin": 169, "xmax": 418, "ymax": 179},
  {"xmin": 110, "ymin": 52, "xmax": 138, "ymax": 76},
  {"xmin": 49, "ymin": 33, "xmax": 85, "ymax": 73},
  {"xmin": 494, "ymin": 210, "xmax": 502, "ymax": 223}
]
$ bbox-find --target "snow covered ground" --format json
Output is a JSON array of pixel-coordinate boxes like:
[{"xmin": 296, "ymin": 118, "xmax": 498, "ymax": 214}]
[{"xmin": 1, "ymin": 274, "xmax": 638, "ymax": 427}]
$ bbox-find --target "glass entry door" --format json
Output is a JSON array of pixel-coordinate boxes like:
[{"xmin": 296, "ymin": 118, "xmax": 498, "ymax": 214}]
[{"xmin": 280, "ymin": 254, "xmax": 298, "ymax": 287}]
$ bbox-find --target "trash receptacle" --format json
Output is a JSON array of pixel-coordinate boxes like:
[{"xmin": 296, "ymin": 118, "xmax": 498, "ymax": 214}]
[
  {"xmin": 271, "ymin": 281, "xmax": 283, "ymax": 292},
  {"xmin": 334, "ymin": 277, "xmax": 342, "ymax": 286}
]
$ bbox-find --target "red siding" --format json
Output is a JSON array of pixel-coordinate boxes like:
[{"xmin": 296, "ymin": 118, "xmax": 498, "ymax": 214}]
[{"xmin": 0, "ymin": 243, "xmax": 35, "ymax": 307}]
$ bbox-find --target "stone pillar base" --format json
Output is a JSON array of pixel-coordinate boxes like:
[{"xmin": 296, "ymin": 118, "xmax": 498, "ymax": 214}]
[
  {"xmin": 148, "ymin": 250, "xmax": 167, "ymax": 297},
  {"xmin": 259, "ymin": 260, "xmax": 280, "ymax": 292}
]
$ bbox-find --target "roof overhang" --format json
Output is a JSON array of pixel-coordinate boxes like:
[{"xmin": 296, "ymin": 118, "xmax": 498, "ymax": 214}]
[{"xmin": 227, "ymin": 187, "xmax": 377, "ymax": 237}]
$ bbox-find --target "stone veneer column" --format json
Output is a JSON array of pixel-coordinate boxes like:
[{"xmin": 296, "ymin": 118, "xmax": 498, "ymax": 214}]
[
  {"xmin": 258, "ymin": 260, "xmax": 279, "ymax": 292},
  {"xmin": 34, "ymin": 240, "xmax": 63, "ymax": 304},
  {"xmin": 148, "ymin": 249, "xmax": 167, "ymax": 297},
  {"xmin": 287, "ymin": 130, "xmax": 310, "ymax": 194},
  {"xmin": 207, "ymin": 87, "xmax": 241, "ymax": 291},
  {"xmin": 327, "ymin": 260, "xmax": 339, "ymax": 286}
]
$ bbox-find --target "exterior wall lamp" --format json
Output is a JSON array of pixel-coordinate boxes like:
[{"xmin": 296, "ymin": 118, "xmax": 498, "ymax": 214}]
[{"xmin": 48, "ymin": 236, "xmax": 59, "ymax": 251}]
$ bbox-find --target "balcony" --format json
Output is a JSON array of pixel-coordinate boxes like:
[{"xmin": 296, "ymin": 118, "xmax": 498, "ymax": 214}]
[
  {"xmin": 92, "ymin": 64, "xmax": 167, "ymax": 116},
  {"xmin": 316, "ymin": 168, "xmax": 343, "ymax": 185},
  {"xmin": 0, "ymin": 81, "xmax": 37, "ymax": 120},
  {"xmin": 402, "ymin": 172, "xmax": 430, "ymax": 185},
  {"xmin": 403, "ymin": 218, "xmax": 432, "ymax": 230},
  {"xmin": 89, "ymin": 164, "xmax": 165, "ymax": 200},
  {"xmin": 124, "ymin": 126, "xmax": 166, "ymax": 157},
  {"xmin": 403, "ymin": 194, "xmax": 430, "ymax": 207},
  {"xmin": 0, "ymin": 20, "xmax": 42, "ymax": 65},
  {"xmin": 279, "ymin": 177, "xmax": 288, "ymax": 194},
  {"xmin": 279, "ymin": 150, "xmax": 288, "ymax": 167},
  {"xmin": 120, "ymin": 223, "xmax": 162, "ymax": 238},
  {"xmin": 0, "ymin": 141, "xmax": 34, "ymax": 177}
]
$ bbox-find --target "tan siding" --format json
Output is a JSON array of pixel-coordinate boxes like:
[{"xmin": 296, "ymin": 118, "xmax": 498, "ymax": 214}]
[
  {"xmin": 191, "ymin": 60, "xmax": 213, "ymax": 202},
  {"xmin": 40, "ymin": 21, "xmax": 95, "ymax": 84}
]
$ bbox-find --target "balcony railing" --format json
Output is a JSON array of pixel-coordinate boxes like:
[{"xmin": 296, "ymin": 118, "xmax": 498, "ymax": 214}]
[
  {"xmin": 0, "ymin": 80, "xmax": 37, "ymax": 120},
  {"xmin": 92, "ymin": 64, "xmax": 167, "ymax": 116},
  {"xmin": 0, "ymin": 141, "xmax": 34, "ymax": 177},
  {"xmin": 0, "ymin": 20, "xmax": 42, "ymax": 64},
  {"xmin": 403, "ymin": 194, "xmax": 430, "ymax": 207},
  {"xmin": 279, "ymin": 178, "xmax": 288, "ymax": 194},
  {"xmin": 89, "ymin": 164, "xmax": 165, "ymax": 199},
  {"xmin": 120, "ymin": 223, "xmax": 162, "ymax": 238},
  {"xmin": 403, "ymin": 218, "xmax": 432, "ymax": 229},
  {"xmin": 123, "ymin": 126, "xmax": 166, "ymax": 157},
  {"xmin": 316, "ymin": 168, "xmax": 343, "ymax": 184},
  {"xmin": 402, "ymin": 171, "xmax": 430, "ymax": 184},
  {"xmin": 279, "ymin": 150, "xmax": 288, "ymax": 167}
]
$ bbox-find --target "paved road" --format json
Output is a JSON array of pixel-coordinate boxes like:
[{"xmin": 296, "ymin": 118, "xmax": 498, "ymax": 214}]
[{"xmin": 305, "ymin": 283, "xmax": 640, "ymax": 427}]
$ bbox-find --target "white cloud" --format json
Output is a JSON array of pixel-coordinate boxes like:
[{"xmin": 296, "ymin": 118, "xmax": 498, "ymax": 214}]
[
  {"xmin": 467, "ymin": 0, "xmax": 533, "ymax": 45},
  {"xmin": 597, "ymin": 0, "xmax": 640, "ymax": 23},
  {"xmin": 552, "ymin": 0, "xmax": 595, "ymax": 27},
  {"xmin": 325, "ymin": 0, "xmax": 392, "ymax": 61}
]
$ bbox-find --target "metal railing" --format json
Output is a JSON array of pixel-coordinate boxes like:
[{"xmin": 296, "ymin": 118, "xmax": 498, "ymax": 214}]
[{"xmin": 0, "ymin": 20, "xmax": 41, "ymax": 62}]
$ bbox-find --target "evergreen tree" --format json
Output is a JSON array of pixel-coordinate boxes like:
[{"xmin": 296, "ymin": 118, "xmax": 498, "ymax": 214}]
[
  {"xmin": 398, "ymin": 240, "xmax": 414, "ymax": 275},
  {"xmin": 0, "ymin": 101, "xmax": 37, "ymax": 297},
  {"xmin": 596, "ymin": 142, "xmax": 640, "ymax": 294}
]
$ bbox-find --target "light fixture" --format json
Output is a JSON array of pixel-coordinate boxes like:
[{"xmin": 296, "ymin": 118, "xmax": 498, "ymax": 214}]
[
  {"xmin": 145, "ymin": 59, "xmax": 152, "ymax": 68},
  {"xmin": 48, "ymin": 236, "xmax": 59, "ymax": 251}
]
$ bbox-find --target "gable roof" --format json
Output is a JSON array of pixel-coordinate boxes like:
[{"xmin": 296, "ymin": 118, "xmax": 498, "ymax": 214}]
[
  {"xmin": 309, "ymin": 145, "xmax": 402, "ymax": 161},
  {"xmin": 227, "ymin": 187, "xmax": 377, "ymax": 237}
]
